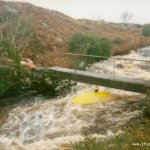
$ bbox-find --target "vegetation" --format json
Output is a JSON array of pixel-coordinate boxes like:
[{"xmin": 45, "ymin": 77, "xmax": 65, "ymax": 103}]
[
  {"xmin": 121, "ymin": 12, "xmax": 133, "ymax": 25},
  {"xmin": 68, "ymin": 32, "xmax": 111, "ymax": 68},
  {"xmin": 0, "ymin": 10, "xmax": 72, "ymax": 103},
  {"xmin": 0, "ymin": 1, "xmax": 150, "ymax": 57},
  {"xmin": 143, "ymin": 92, "xmax": 150, "ymax": 118},
  {"xmin": 72, "ymin": 122, "xmax": 150, "ymax": 150},
  {"xmin": 68, "ymin": 32, "xmax": 111, "ymax": 57},
  {"xmin": 72, "ymin": 129, "xmax": 150, "ymax": 150},
  {"xmin": 142, "ymin": 24, "xmax": 150, "ymax": 37},
  {"xmin": 0, "ymin": 2, "xmax": 150, "ymax": 149},
  {"xmin": 0, "ymin": 39, "xmax": 22, "ymax": 97},
  {"xmin": 0, "ymin": 39, "xmax": 72, "ymax": 104},
  {"xmin": 71, "ymin": 94, "xmax": 150, "ymax": 150},
  {"xmin": 0, "ymin": 11, "xmax": 17, "ymax": 24},
  {"xmin": 112, "ymin": 37, "xmax": 124, "ymax": 45},
  {"xmin": 0, "ymin": 10, "xmax": 42, "ymax": 58},
  {"xmin": 0, "ymin": 67, "xmax": 15, "ymax": 97},
  {"xmin": 0, "ymin": 11, "xmax": 42, "ymax": 99}
]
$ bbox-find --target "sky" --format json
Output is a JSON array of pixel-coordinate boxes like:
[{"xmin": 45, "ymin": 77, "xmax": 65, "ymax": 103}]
[{"xmin": 5, "ymin": 0, "xmax": 150, "ymax": 24}]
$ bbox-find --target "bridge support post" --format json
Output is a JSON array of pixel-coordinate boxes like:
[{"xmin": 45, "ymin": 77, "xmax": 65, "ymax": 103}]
[{"xmin": 113, "ymin": 58, "xmax": 116, "ymax": 80}]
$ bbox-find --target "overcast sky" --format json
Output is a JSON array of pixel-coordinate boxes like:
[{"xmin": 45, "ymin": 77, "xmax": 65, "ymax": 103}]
[{"xmin": 5, "ymin": 0, "xmax": 150, "ymax": 24}]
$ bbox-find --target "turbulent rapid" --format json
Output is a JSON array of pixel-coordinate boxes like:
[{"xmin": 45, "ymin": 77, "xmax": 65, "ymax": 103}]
[{"xmin": 0, "ymin": 51, "xmax": 150, "ymax": 150}]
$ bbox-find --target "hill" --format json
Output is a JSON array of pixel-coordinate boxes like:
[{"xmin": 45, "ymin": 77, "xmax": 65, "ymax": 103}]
[{"xmin": 0, "ymin": 1, "xmax": 150, "ymax": 60}]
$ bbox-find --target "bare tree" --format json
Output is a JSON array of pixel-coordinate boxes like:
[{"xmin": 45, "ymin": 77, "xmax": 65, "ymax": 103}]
[{"xmin": 121, "ymin": 12, "xmax": 133, "ymax": 25}]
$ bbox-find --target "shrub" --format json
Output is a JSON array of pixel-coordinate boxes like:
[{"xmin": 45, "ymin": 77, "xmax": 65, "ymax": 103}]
[
  {"xmin": 0, "ymin": 40, "xmax": 22, "ymax": 97},
  {"xmin": 0, "ymin": 40, "xmax": 22, "ymax": 76},
  {"xmin": 142, "ymin": 24, "xmax": 150, "ymax": 36},
  {"xmin": 0, "ymin": 40, "xmax": 72, "ymax": 100},
  {"xmin": 68, "ymin": 32, "xmax": 111, "ymax": 57},
  {"xmin": 0, "ymin": 79, "xmax": 13, "ymax": 97},
  {"xmin": 68, "ymin": 33, "xmax": 111, "ymax": 68},
  {"xmin": 0, "ymin": 11, "xmax": 42, "ymax": 54},
  {"xmin": 143, "ymin": 92, "xmax": 150, "ymax": 118}
]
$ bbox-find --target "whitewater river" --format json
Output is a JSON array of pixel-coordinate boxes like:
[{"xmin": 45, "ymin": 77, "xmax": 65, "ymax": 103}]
[{"xmin": 0, "ymin": 51, "xmax": 150, "ymax": 150}]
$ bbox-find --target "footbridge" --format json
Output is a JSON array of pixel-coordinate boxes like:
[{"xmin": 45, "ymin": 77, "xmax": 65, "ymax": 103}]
[{"xmin": 36, "ymin": 52, "xmax": 150, "ymax": 93}]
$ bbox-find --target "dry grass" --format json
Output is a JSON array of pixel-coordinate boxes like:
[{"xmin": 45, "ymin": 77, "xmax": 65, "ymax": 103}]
[{"xmin": 0, "ymin": 1, "xmax": 150, "ymax": 65}]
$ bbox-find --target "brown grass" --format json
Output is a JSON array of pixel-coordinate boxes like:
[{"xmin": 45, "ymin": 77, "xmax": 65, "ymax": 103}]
[{"xmin": 0, "ymin": 1, "xmax": 150, "ymax": 65}]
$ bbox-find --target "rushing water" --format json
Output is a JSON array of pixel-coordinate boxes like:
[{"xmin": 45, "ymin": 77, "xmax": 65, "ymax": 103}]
[
  {"xmin": 137, "ymin": 46, "xmax": 150, "ymax": 57},
  {"xmin": 0, "ymin": 51, "xmax": 150, "ymax": 150}
]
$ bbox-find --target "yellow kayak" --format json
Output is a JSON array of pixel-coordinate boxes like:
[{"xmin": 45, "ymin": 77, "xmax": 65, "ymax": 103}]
[{"xmin": 71, "ymin": 91, "xmax": 111, "ymax": 104}]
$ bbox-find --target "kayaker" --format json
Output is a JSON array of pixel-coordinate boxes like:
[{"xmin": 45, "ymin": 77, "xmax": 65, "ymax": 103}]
[
  {"xmin": 21, "ymin": 58, "xmax": 37, "ymax": 69},
  {"xmin": 94, "ymin": 89, "xmax": 99, "ymax": 92}
]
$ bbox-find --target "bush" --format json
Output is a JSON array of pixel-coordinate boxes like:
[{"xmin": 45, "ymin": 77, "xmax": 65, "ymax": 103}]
[
  {"xmin": 143, "ymin": 93, "xmax": 150, "ymax": 118},
  {"xmin": 0, "ymin": 66, "xmax": 16, "ymax": 96},
  {"xmin": 0, "ymin": 40, "xmax": 22, "ymax": 97},
  {"xmin": 30, "ymin": 71, "xmax": 73, "ymax": 96},
  {"xmin": 68, "ymin": 32, "xmax": 111, "ymax": 57},
  {"xmin": 0, "ymin": 40, "xmax": 72, "ymax": 100},
  {"xmin": 0, "ymin": 40, "xmax": 22, "ymax": 76},
  {"xmin": 142, "ymin": 24, "xmax": 150, "ymax": 36},
  {"xmin": 68, "ymin": 33, "xmax": 111, "ymax": 68},
  {"xmin": 0, "ymin": 11, "xmax": 42, "ymax": 54}
]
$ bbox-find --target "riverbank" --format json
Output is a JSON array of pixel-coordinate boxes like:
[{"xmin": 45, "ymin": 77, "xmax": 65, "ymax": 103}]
[
  {"xmin": 71, "ymin": 120, "xmax": 150, "ymax": 150},
  {"xmin": 0, "ymin": 89, "xmax": 146, "ymax": 150},
  {"xmin": 71, "ymin": 96, "xmax": 150, "ymax": 150},
  {"xmin": 0, "ymin": 51, "xmax": 149, "ymax": 150}
]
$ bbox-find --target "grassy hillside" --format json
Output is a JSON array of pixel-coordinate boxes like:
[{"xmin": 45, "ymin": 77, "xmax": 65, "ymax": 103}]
[{"xmin": 0, "ymin": 1, "xmax": 150, "ymax": 61}]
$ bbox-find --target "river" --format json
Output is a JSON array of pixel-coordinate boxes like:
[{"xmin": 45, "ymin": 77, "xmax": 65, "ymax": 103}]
[{"xmin": 0, "ymin": 50, "xmax": 150, "ymax": 150}]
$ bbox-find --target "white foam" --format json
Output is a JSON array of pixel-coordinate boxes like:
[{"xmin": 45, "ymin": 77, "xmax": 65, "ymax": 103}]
[{"xmin": 0, "ymin": 51, "xmax": 149, "ymax": 149}]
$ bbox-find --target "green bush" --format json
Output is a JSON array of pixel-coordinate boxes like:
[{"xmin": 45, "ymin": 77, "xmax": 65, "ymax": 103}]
[
  {"xmin": 68, "ymin": 32, "xmax": 111, "ymax": 57},
  {"xmin": 143, "ymin": 94, "xmax": 150, "ymax": 118},
  {"xmin": 0, "ymin": 40, "xmax": 72, "ymax": 100},
  {"xmin": 142, "ymin": 24, "xmax": 150, "ymax": 36},
  {"xmin": 0, "ymin": 40, "xmax": 22, "ymax": 76},
  {"xmin": 0, "ymin": 40, "xmax": 22, "ymax": 97}
]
